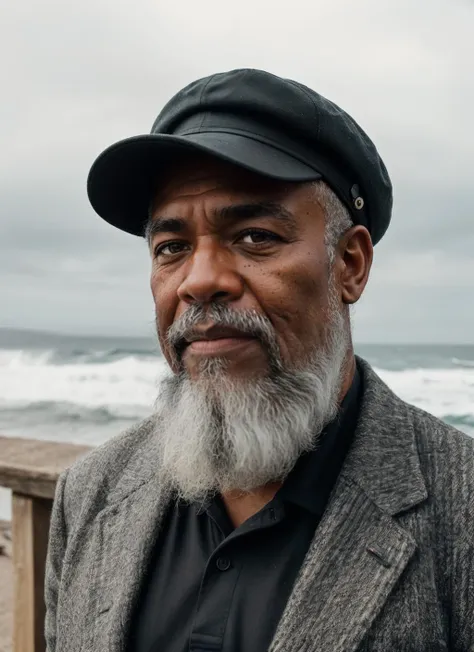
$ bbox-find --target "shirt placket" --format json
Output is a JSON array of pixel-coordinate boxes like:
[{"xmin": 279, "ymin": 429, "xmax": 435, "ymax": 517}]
[{"xmin": 188, "ymin": 501, "xmax": 285, "ymax": 652}]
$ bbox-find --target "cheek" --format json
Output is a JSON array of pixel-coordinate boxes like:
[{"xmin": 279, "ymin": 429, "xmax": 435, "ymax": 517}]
[
  {"xmin": 249, "ymin": 251, "xmax": 331, "ymax": 356},
  {"xmin": 150, "ymin": 270, "xmax": 161, "ymax": 308},
  {"xmin": 263, "ymin": 253, "xmax": 329, "ymax": 322},
  {"xmin": 150, "ymin": 272, "xmax": 177, "ymax": 349}
]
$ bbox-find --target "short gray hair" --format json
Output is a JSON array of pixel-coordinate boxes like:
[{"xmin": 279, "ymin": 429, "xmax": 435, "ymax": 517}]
[{"xmin": 313, "ymin": 181, "xmax": 353, "ymax": 263}]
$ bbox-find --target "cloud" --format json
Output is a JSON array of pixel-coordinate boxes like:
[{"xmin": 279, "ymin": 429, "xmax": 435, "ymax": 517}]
[{"xmin": 1, "ymin": 0, "xmax": 473, "ymax": 341}]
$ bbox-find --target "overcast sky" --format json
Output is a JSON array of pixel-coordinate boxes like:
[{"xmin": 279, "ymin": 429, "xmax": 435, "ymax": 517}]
[{"xmin": 1, "ymin": 0, "xmax": 473, "ymax": 343}]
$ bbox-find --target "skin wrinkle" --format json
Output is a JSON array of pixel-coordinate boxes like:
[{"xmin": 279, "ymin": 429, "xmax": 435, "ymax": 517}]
[{"xmin": 146, "ymin": 154, "xmax": 373, "ymax": 502}]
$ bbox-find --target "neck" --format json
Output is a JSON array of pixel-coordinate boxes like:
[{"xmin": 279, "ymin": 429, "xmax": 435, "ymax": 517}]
[
  {"xmin": 221, "ymin": 483, "xmax": 283, "ymax": 528},
  {"xmin": 338, "ymin": 352, "xmax": 356, "ymax": 402}
]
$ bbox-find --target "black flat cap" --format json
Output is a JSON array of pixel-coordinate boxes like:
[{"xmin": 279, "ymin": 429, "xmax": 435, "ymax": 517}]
[{"xmin": 87, "ymin": 68, "xmax": 393, "ymax": 244}]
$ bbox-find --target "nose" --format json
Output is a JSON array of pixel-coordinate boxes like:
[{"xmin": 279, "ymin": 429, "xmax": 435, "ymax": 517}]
[{"xmin": 177, "ymin": 240, "xmax": 244, "ymax": 305}]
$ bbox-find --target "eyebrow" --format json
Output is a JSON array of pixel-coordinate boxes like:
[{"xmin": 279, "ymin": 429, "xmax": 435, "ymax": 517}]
[{"xmin": 145, "ymin": 201, "xmax": 297, "ymax": 244}]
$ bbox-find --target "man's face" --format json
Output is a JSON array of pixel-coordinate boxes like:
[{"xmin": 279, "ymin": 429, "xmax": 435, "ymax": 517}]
[
  {"xmin": 147, "ymin": 154, "xmax": 373, "ymax": 497},
  {"xmin": 149, "ymin": 156, "xmax": 340, "ymax": 380}
]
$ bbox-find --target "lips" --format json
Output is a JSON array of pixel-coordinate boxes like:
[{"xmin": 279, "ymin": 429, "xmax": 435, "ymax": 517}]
[
  {"xmin": 184, "ymin": 325, "xmax": 254, "ymax": 343},
  {"xmin": 178, "ymin": 324, "xmax": 258, "ymax": 358}
]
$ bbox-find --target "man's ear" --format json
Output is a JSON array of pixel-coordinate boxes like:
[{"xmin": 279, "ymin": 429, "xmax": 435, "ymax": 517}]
[{"xmin": 337, "ymin": 226, "xmax": 373, "ymax": 304}]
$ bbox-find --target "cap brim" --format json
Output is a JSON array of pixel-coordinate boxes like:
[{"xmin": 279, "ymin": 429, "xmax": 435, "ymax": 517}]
[{"xmin": 87, "ymin": 132, "xmax": 322, "ymax": 236}]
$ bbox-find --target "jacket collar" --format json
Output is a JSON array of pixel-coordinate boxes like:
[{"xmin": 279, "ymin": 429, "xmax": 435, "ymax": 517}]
[{"xmin": 342, "ymin": 357, "xmax": 427, "ymax": 516}]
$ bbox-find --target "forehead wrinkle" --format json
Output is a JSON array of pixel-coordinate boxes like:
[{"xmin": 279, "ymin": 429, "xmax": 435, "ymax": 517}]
[
  {"xmin": 153, "ymin": 174, "xmax": 231, "ymax": 208},
  {"xmin": 152, "ymin": 163, "xmax": 297, "ymax": 213},
  {"xmin": 214, "ymin": 201, "xmax": 298, "ymax": 230},
  {"xmin": 146, "ymin": 199, "xmax": 299, "ymax": 244},
  {"xmin": 145, "ymin": 217, "xmax": 186, "ymax": 243}
]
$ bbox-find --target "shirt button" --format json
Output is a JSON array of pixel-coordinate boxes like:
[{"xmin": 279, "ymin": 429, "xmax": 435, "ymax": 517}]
[{"xmin": 216, "ymin": 557, "xmax": 231, "ymax": 571}]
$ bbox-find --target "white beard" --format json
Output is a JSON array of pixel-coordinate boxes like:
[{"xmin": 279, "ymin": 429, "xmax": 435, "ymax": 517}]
[{"xmin": 153, "ymin": 285, "xmax": 351, "ymax": 503}]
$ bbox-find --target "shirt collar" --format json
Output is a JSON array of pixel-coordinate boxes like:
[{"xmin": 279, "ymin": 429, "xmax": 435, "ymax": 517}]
[{"xmin": 276, "ymin": 365, "xmax": 361, "ymax": 517}]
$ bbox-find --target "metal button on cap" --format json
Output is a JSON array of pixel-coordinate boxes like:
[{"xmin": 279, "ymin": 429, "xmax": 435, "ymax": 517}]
[{"xmin": 216, "ymin": 557, "xmax": 231, "ymax": 571}]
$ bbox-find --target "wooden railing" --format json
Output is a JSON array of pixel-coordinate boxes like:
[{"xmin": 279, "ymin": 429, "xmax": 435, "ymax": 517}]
[{"xmin": 0, "ymin": 437, "xmax": 91, "ymax": 652}]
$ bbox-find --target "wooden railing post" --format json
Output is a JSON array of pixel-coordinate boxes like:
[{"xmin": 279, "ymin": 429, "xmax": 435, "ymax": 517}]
[
  {"xmin": 0, "ymin": 436, "xmax": 91, "ymax": 652},
  {"xmin": 12, "ymin": 494, "xmax": 52, "ymax": 652}
]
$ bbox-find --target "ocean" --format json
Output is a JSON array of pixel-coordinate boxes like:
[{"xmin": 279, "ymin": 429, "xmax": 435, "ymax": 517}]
[
  {"xmin": 1, "ymin": 328, "xmax": 473, "ymax": 520},
  {"xmin": 1, "ymin": 328, "xmax": 473, "ymax": 445}
]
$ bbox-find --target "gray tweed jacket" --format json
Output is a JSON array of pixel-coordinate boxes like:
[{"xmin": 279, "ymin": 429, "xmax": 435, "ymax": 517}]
[{"xmin": 44, "ymin": 358, "xmax": 474, "ymax": 652}]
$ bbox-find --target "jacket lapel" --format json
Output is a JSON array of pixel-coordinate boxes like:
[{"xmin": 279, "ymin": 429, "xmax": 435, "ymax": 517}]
[
  {"xmin": 88, "ymin": 481, "xmax": 172, "ymax": 652},
  {"xmin": 80, "ymin": 431, "xmax": 173, "ymax": 652},
  {"xmin": 269, "ymin": 475, "xmax": 417, "ymax": 652},
  {"xmin": 270, "ymin": 359, "xmax": 428, "ymax": 652}
]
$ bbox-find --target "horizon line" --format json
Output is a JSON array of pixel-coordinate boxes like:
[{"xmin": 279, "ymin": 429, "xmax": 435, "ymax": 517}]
[{"xmin": 1, "ymin": 326, "xmax": 473, "ymax": 348}]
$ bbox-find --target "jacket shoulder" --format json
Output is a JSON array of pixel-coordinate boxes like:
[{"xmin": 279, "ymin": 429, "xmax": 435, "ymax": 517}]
[
  {"xmin": 60, "ymin": 416, "xmax": 158, "ymax": 527},
  {"xmin": 407, "ymin": 401, "xmax": 474, "ymax": 460},
  {"xmin": 407, "ymin": 402, "xmax": 474, "ymax": 511}
]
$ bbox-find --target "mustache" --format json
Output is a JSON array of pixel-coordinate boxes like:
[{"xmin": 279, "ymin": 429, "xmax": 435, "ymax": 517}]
[{"xmin": 166, "ymin": 303, "xmax": 281, "ymax": 366}]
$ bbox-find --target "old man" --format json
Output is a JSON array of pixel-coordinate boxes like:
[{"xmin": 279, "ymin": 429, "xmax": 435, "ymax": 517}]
[{"xmin": 45, "ymin": 69, "xmax": 474, "ymax": 651}]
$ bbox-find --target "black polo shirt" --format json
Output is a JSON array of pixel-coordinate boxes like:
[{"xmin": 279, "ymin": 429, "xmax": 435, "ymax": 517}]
[{"xmin": 127, "ymin": 368, "xmax": 361, "ymax": 652}]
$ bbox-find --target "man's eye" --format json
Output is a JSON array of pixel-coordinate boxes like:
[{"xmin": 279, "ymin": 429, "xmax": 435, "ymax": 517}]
[
  {"xmin": 154, "ymin": 241, "xmax": 188, "ymax": 258},
  {"xmin": 237, "ymin": 229, "xmax": 281, "ymax": 245}
]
